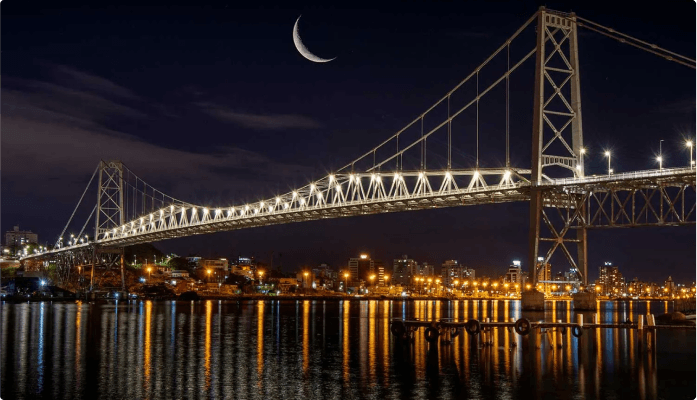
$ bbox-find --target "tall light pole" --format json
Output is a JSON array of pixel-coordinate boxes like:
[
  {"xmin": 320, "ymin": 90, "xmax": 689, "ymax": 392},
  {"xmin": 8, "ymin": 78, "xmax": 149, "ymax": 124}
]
[
  {"xmin": 604, "ymin": 151, "xmax": 612, "ymax": 175},
  {"xmin": 147, "ymin": 267, "xmax": 152, "ymax": 282},
  {"xmin": 578, "ymin": 148, "xmax": 586, "ymax": 177},
  {"xmin": 658, "ymin": 139, "xmax": 665, "ymax": 170},
  {"xmin": 687, "ymin": 140, "xmax": 694, "ymax": 169},
  {"xmin": 344, "ymin": 272, "xmax": 349, "ymax": 293}
]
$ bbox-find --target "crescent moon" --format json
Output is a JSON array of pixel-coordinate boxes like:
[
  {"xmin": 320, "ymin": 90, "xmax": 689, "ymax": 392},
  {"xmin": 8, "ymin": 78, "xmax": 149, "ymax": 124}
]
[{"xmin": 293, "ymin": 15, "xmax": 336, "ymax": 63}]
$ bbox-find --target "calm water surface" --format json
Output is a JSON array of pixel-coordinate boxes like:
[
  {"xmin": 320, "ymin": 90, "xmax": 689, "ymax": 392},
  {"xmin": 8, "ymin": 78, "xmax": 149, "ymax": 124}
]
[{"xmin": 0, "ymin": 299, "xmax": 694, "ymax": 399}]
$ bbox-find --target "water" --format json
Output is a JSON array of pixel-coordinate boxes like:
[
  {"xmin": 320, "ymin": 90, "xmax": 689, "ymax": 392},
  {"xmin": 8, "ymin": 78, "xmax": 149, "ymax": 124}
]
[{"xmin": 0, "ymin": 299, "xmax": 694, "ymax": 399}]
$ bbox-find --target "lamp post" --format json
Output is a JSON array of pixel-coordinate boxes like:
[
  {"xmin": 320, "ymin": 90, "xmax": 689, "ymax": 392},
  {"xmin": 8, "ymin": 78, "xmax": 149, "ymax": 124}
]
[
  {"xmin": 659, "ymin": 139, "xmax": 664, "ymax": 170},
  {"xmin": 304, "ymin": 271, "xmax": 309, "ymax": 289},
  {"xmin": 207, "ymin": 269, "xmax": 212, "ymax": 284},
  {"xmin": 147, "ymin": 267, "xmax": 152, "ymax": 283},
  {"xmin": 605, "ymin": 151, "xmax": 612, "ymax": 175},
  {"xmin": 344, "ymin": 272, "xmax": 349, "ymax": 293},
  {"xmin": 258, "ymin": 270, "xmax": 264, "ymax": 284},
  {"xmin": 687, "ymin": 140, "xmax": 694, "ymax": 169},
  {"xmin": 369, "ymin": 274, "xmax": 376, "ymax": 292}
]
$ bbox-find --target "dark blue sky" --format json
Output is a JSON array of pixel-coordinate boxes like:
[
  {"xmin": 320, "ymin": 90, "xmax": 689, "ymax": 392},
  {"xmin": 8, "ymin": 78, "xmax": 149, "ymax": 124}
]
[{"xmin": 2, "ymin": 0, "xmax": 695, "ymax": 282}]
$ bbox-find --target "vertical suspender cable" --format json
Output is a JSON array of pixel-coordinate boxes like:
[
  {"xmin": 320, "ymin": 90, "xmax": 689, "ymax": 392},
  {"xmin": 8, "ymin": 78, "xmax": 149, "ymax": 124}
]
[
  {"xmin": 506, "ymin": 43, "xmax": 510, "ymax": 168},
  {"xmin": 476, "ymin": 71, "xmax": 479, "ymax": 169},
  {"xmin": 420, "ymin": 116, "xmax": 424, "ymax": 170},
  {"xmin": 448, "ymin": 95, "xmax": 452, "ymax": 169}
]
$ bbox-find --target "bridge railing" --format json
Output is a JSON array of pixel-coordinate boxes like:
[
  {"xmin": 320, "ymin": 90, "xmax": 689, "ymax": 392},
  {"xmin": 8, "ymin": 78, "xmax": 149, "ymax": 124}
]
[{"xmin": 547, "ymin": 167, "xmax": 695, "ymax": 186}]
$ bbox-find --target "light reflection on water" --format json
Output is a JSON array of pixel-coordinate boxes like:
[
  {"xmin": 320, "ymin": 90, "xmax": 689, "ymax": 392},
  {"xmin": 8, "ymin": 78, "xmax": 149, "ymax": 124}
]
[{"xmin": 0, "ymin": 299, "xmax": 694, "ymax": 399}]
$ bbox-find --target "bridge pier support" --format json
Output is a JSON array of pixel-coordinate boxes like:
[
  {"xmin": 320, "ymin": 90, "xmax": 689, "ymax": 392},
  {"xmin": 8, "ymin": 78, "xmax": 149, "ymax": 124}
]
[
  {"xmin": 521, "ymin": 290, "xmax": 545, "ymax": 311},
  {"xmin": 572, "ymin": 291, "xmax": 597, "ymax": 311}
]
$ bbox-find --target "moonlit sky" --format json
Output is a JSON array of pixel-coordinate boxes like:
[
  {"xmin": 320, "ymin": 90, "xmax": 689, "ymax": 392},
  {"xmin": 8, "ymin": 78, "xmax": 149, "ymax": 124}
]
[{"xmin": 2, "ymin": 0, "xmax": 695, "ymax": 282}]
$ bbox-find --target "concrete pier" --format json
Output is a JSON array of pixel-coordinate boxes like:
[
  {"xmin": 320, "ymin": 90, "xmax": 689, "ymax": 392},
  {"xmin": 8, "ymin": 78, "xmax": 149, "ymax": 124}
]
[
  {"xmin": 521, "ymin": 290, "xmax": 545, "ymax": 310},
  {"xmin": 572, "ymin": 292, "xmax": 598, "ymax": 310}
]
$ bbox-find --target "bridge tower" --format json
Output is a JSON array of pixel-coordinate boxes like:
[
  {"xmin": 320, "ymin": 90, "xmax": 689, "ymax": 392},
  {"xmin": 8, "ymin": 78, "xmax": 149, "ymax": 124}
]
[
  {"xmin": 528, "ymin": 8, "xmax": 588, "ymax": 289},
  {"xmin": 90, "ymin": 160, "xmax": 126, "ymax": 291}
]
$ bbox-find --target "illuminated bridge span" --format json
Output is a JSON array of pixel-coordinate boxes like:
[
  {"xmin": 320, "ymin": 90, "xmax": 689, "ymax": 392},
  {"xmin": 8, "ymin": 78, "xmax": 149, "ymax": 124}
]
[{"xmin": 22, "ymin": 8, "xmax": 696, "ymax": 291}]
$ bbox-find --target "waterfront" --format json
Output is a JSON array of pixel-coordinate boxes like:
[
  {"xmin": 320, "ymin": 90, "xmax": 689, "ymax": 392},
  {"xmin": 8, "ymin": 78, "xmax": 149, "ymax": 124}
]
[{"xmin": 0, "ymin": 299, "xmax": 694, "ymax": 399}]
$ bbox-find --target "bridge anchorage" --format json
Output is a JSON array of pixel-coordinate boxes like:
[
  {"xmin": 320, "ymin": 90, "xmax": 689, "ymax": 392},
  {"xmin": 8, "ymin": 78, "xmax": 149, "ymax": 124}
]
[{"xmin": 21, "ymin": 7, "xmax": 695, "ymax": 305}]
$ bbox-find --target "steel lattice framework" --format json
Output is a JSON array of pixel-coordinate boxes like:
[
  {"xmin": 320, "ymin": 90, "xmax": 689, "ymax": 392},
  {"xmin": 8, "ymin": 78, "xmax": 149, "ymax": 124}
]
[{"xmin": 20, "ymin": 7, "xmax": 696, "ymax": 291}]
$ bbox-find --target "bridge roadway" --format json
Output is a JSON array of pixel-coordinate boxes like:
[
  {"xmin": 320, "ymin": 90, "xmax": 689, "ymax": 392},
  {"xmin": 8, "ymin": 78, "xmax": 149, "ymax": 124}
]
[{"xmin": 22, "ymin": 167, "xmax": 695, "ymax": 258}]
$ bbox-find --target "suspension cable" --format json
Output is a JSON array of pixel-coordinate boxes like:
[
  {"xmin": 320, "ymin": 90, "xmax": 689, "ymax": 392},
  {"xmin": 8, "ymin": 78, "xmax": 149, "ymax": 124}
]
[
  {"xmin": 56, "ymin": 165, "xmax": 99, "ymax": 246},
  {"xmin": 576, "ymin": 16, "xmax": 695, "ymax": 69}
]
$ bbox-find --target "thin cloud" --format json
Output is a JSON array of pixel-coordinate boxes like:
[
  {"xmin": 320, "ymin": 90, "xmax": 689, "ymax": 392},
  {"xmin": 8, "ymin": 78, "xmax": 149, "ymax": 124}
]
[{"xmin": 197, "ymin": 102, "xmax": 323, "ymax": 130}]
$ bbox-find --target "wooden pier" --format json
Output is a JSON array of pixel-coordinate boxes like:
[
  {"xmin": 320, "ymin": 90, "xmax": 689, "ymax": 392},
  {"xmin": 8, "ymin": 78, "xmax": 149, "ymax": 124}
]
[{"xmin": 390, "ymin": 314, "xmax": 694, "ymax": 351}]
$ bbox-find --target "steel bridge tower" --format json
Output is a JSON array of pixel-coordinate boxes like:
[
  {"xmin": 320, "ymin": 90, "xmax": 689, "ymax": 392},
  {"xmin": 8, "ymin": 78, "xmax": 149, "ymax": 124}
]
[
  {"xmin": 528, "ymin": 8, "xmax": 588, "ymax": 287},
  {"xmin": 91, "ymin": 160, "xmax": 126, "ymax": 291}
]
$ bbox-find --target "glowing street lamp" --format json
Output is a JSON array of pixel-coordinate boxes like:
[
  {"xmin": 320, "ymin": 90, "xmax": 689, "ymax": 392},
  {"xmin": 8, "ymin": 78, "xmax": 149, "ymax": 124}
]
[
  {"xmin": 147, "ymin": 267, "xmax": 152, "ymax": 282},
  {"xmin": 258, "ymin": 270, "xmax": 264, "ymax": 283},
  {"xmin": 687, "ymin": 140, "xmax": 694, "ymax": 169},
  {"xmin": 207, "ymin": 269, "xmax": 212, "ymax": 283},
  {"xmin": 304, "ymin": 271, "xmax": 309, "ymax": 288},
  {"xmin": 658, "ymin": 139, "xmax": 664, "ymax": 170},
  {"xmin": 656, "ymin": 156, "xmax": 663, "ymax": 170},
  {"xmin": 604, "ymin": 151, "xmax": 612, "ymax": 175},
  {"xmin": 344, "ymin": 272, "xmax": 350, "ymax": 293}
]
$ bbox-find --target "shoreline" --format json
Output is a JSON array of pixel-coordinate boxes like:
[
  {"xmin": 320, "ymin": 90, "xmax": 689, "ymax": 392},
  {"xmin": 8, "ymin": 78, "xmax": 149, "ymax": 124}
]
[{"xmin": 0, "ymin": 294, "xmax": 684, "ymax": 303}]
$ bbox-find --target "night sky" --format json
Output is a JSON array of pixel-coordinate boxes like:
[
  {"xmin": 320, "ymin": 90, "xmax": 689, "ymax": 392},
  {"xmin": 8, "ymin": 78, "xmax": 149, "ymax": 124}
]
[{"xmin": 2, "ymin": 0, "xmax": 695, "ymax": 282}]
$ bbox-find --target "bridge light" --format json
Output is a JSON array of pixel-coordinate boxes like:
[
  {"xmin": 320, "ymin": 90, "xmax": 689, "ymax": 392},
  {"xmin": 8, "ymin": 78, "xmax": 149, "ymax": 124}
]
[
  {"xmin": 349, "ymin": 174, "xmax": 354, "ymax": 182},
  {"xmin": 284, "ymin": 203, "xmax": 289, "ymax": 209},
  {"xmin": 576, "ymin": 165, "xmax": 581, "ymax": 170},
  {"xmin": 371, "ymin": 173, "xmax": 376, "ymax": 181},
  {"xmin": 418, "ymin": 172, "xmax": 424, "ymax": 178},
  {"xmin": 445, "ymin": 171, "xmax": 451, "ymax": 179},
  {"xmin": 604, "ymin": 151, "xmax": 610, "ymax": 157},
  {"xmin": 160, "ymin": 210, "xmax": 164, "ymax": 216},
  {"xmin": 245, "ymin": 205, "xmax": 250, "ymax": 211},
  {"xmin": 394, "ymin": 172, "xmax": 400, "ymax": 180},
  {"xmin": 215, "ymin": 209, "xmax": 221, "ymax": 215},
  {"xmin": 192, "ymin": 207, "xmax": 197, "ymax": 213},
  {"xmin": 203, "ymin": 207, "xmax": 209, "ymax": 214},
  {"xmin": 292, "ymin": 191, "xmax": 298, "ymax": 198},
  {"xmin": 170, "ymin": 205, "xmax": 175, "ymax": 212},
  {"xmin": 310, "ymin": 184, "xmax": 316, "ymax": 191},
  {"xmin": 580, "ymin": 148, "xmax": 586, "ymax": 155},
  {"xmin": 473, "ymin": 170, "xmax": 480, "ymax": 179},
  {"xmin": 140, "ymin": 218, "xmax": 144, "ymax": 223},
  {"xmin": 316, "ymin": 192, "xmax": 322, "ymax": 200},
  {"xmin": 275, "ymin": 197, "xmax": 280, "ymax": 204},
  {"xmin": 329, "ymin": 174, "xmax": 334, "ymax": 182},
  {"xmin": 503, "ymin": 170, "xmax": 511, "ymax": 178},
  {"xmin": 300, "ymin": 198, "xmax": 305, "ymax": 205}
]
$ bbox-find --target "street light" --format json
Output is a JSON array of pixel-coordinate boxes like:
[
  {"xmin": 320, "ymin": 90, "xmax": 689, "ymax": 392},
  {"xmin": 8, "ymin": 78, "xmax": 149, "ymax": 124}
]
[
  {"xmin": 344, "ymin": 272, "xmax": 349, "ymax": 293},
  {"xmin": 384, "ymin": 274, "xmax": 390, "ymax": 286},
  {"xmin": 147, "ymin": 267, "xmax": 152, "ymax": 282},
  {"xmin": 258, "ymin": 270, "xmax": 264, "ymax": 284},
  {"xmin": 207, "ymin": 269, "xmax": 212, "ymax": 283},
  {"xmin": 369, "ymin": 274, "xmax": 376, "ymax": 291},
  {"xmin": 604, "ymin": 151, "xmax": 612, "ymax": 175},
  {"xmin": 304, "ymin": 271, "xmax": 309, "ymax": 289},
  {"xmin": 659, "ymin": 139, "xmax": 664, "ymax": 170},
  {"xmin": 687, "ymin": 140, "xmax": 694, "ymax": 169}
]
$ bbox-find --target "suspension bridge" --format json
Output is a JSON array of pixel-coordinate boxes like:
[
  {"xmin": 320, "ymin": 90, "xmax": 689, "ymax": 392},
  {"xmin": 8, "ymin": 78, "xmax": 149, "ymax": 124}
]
[{"xmin": 20, "ymin": 8, "xmax": 696, "ymax": 294}]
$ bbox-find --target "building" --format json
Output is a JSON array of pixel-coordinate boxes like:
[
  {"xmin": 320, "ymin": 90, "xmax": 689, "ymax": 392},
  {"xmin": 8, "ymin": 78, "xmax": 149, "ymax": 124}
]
[
  {"xmin": 505, "ymin": 260, "xmax": 523, "ymax": 284},
  {"xmin": 5, "ymin": 226, "xmax": 38, "ymax": 255},
  {"xmin": 374, "ymin": 260, "xmax": 386, "ymax": 286},
  {"xmin": 393, "ymin": 255, "xmax": 418, "ymax": 286},
  {"xmin": 420, "ymin": 262, "xmax": 435, "ymax": 277},
  {"xmin": 231, "ymin": 256, "xmax": 255, "ymax": 278},
  {"xmin": 664, "ymin": 276, "xmax": 675, "ymax": 295},
  {"xmin": 596, "ymin": 262, "xmax": 624, "ymax": 296},
  {"xmin": 200, "ymin": 258, "xmax": 229, "ymax": 271},
  {"xmin": 296, "ymin": 270, "xmax": 316, "ymax": 289},
  {"xmin": 441, "ymin": 260, "xmax": 475, "ymax": 286},
  {"xmin": 348, "ymin": 254, "xmax": 374, "ymax": 287},
  {"xmin": 535, "ymin": 257, "xmax": 552, "ymax": 293}
]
